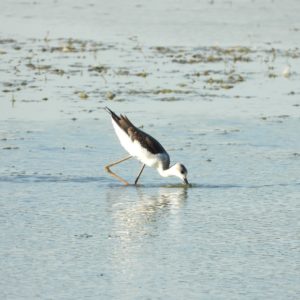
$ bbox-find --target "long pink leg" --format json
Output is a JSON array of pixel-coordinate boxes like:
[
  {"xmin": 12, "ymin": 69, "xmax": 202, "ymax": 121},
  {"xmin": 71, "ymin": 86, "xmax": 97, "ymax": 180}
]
[
  {"xmin": 134, "ymin": 164, "xmax": 146, "ymax": 185},
  {"xmin": 104, "ymin": 155, "xmax": 132, "ymax": 185}
]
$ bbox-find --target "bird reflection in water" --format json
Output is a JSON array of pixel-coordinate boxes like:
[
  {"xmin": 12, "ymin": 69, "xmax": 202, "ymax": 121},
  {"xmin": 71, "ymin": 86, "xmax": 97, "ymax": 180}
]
[
  {"xmin": 106, "ymin": 187, "xmax": 188, "ymax": 241},
  {"xmin": 104, "ymin": 187, "xmax": 188, "ymax": 286}
]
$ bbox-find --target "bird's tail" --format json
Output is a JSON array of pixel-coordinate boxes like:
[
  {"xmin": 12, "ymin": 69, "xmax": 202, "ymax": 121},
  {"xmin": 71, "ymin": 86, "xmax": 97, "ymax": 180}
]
[
  {"xmin": 104, "ymin": 106, "xmax": 113, "ymax": 115},
  {"xmin": 104, "ymin": 107, "xmax": 120, "ymax": 121}
]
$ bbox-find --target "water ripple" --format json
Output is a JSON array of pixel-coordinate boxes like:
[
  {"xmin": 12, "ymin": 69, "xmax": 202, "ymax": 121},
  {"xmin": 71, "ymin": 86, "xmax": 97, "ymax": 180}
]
[
  {"xmin": 107, "ymin": 182, "xmax": 300, "ymax": 189},
  {"xmin": 0, "ymin": 174, "xmax": 105, "ymax": 183}
]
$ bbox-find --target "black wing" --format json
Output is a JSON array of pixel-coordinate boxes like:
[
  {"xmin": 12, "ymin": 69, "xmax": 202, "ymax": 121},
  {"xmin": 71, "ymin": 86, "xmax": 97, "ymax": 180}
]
[{"xmin": 105, "ymin": 107, "xmax": 170, "ymax": 163}]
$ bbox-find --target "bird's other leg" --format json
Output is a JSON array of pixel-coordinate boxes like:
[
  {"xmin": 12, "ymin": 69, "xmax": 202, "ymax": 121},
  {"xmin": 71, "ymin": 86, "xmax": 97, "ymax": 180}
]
[
  {"xmin": 104, "ymin": 155, "xmax": 132, "ymax": 185},
  {"xmin": 134, "ymin": 164, "xmax": 146, "ymax": 185}
]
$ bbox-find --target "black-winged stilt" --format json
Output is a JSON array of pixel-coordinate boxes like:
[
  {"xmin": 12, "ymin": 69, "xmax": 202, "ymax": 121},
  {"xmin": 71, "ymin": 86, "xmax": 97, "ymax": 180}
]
[{"xmin": 104, "ymin": 107, "xmax": 189, "ymax": 186}]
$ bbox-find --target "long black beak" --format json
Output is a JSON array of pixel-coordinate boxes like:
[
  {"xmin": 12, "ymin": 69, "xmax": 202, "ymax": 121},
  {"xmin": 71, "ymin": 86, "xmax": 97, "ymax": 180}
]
[{"xmin": 184, "ymin": 178, "xmax": 189, "ymax": 185}]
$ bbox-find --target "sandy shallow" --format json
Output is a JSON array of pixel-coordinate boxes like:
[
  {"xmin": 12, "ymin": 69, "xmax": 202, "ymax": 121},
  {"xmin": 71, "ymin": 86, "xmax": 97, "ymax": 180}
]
[{"xmin": 1, "ymin": 0, "xmax": 300, "ymax": 299}]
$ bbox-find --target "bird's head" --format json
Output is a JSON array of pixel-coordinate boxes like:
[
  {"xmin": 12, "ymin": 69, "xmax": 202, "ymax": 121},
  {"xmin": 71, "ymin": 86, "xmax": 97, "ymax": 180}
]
[{"xmin": 172, "ymin": 163, "xmax": 189, "ymax": 185}]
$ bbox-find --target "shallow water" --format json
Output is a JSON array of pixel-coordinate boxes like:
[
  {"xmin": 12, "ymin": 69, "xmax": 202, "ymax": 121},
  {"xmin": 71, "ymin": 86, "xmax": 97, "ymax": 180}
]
[
  {"xmin": 1, "ymin": 0, "xmax": 300, "ymax": 299},
  {"xmin": 1, "ymin": 116, "xmax": 300, "ymax": 299}
]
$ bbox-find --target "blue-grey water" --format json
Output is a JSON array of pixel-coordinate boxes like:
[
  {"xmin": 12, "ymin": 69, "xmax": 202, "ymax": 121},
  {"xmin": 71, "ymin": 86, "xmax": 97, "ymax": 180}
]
[
  {"xmin": 1, "ymin": 0, "xmax": 300, "ymax": 299},
  {"xmin": 1, "ymin": 115, "xmax": 300, "ymax": 299}
]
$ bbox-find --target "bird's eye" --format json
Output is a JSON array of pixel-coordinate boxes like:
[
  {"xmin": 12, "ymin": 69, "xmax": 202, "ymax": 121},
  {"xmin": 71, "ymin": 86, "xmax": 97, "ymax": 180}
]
[{"xmin": 180, "ymin": 171, "xmax": 184, "ymax": 174}]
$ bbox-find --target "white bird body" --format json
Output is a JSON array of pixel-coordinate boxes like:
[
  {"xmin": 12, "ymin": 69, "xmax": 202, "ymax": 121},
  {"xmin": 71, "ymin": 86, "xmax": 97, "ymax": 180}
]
[
  {"xmin": 105, "ymin": 107, "xmax": 189, "ymax": 185},
  {"xmin": 111, "ymin": 118, "xmax": 168, "ymax": 170}
]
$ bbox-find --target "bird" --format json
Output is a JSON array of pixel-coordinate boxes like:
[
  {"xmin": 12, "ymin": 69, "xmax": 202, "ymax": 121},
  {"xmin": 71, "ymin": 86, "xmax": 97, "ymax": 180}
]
[{"xmin": 104, "ymin": 107, "xmax": 189, "ymax": 186}]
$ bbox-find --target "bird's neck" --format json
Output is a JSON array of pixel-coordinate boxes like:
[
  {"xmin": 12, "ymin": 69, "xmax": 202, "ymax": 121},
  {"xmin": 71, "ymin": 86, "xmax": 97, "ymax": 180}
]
[{"xmin": 158, "ymin": 165, "xmax": 176, "ymax": 178}]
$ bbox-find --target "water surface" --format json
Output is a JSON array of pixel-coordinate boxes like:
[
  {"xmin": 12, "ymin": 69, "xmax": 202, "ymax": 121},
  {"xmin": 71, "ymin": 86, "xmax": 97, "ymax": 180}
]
[{"xmin": 1, "ymin": 0, "xmax": 300, "ymax": 299}]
